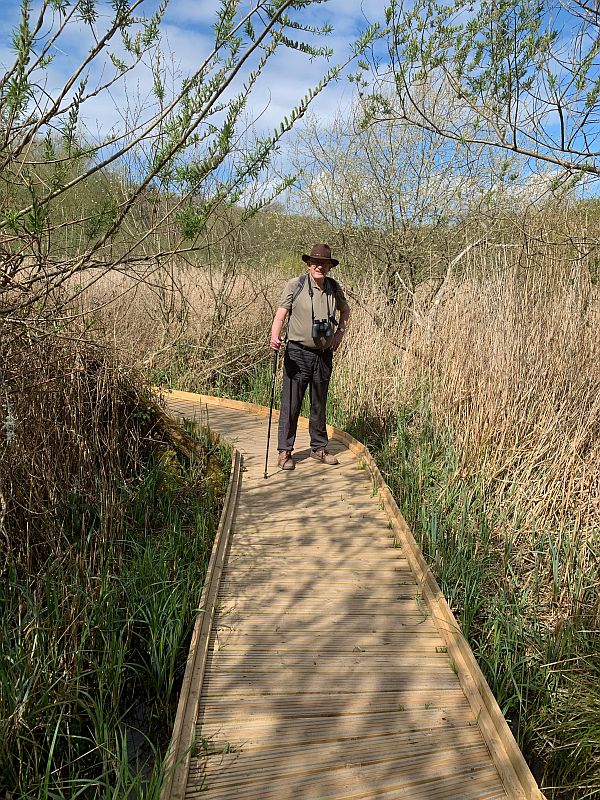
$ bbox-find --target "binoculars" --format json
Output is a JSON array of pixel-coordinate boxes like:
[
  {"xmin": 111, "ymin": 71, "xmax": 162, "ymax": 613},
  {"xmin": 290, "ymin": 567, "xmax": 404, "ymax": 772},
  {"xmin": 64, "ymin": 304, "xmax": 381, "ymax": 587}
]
[{"xmin": 312, "ymin": 317, "xmax": 336, "ymax": 339}]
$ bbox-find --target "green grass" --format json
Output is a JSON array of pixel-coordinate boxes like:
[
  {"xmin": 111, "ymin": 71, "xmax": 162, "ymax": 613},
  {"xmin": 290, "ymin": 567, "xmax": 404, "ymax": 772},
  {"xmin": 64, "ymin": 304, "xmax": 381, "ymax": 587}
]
[
  {"xmin": 339, "ymin": 393, "xmax": 599, "ymax": 799},
  {"xmin": 0, "ymin": 429, "xmax": 230, "ymax": 799}
]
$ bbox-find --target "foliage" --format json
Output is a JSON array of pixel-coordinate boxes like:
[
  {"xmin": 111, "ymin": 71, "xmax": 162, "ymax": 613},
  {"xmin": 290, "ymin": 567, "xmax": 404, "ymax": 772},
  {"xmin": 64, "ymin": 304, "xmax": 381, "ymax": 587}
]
[
  {"xmin": 0, "ymin": 0, "xmax": 378, "ymax": 317},
  {"xmin": 374, "ymin": 0, "xmax": 600, "ymax": 182},
  {"xmin": 291, "ymin": 92, "xmax": 537, "ymax": 304},
  {"xmin": 0, "ymin": 332, "xmax": 230, "ymax": 797}
]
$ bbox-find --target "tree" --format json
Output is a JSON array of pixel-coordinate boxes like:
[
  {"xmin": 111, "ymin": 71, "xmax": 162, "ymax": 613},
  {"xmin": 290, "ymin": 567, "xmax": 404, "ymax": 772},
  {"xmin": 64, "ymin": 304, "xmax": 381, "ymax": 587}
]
[
  {"xmin": 0, "ymin": 0, "xmax": 378, "ymax": 318},
  {"xmin": 371, "ymin": 0, "xmax": 600, "ymax": 183},
  {"xmin": 291, "ymin": 88, "xmax": 524, "ymax": 312}
]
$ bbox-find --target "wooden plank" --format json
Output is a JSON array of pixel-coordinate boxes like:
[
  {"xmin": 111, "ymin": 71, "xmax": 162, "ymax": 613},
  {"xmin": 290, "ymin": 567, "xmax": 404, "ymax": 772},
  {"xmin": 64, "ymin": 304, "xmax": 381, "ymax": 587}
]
[
  {"xmin": 192, "ymin": 743, "xmax": 494, "ymax": 784},
  {"xmin": 211, "ymin": 614, "xmax": 440, "ymax": 637},
  {"xmin": 186, "ymin": 777, "xmax": 504, "ymax": 800},
  {"xmin": 197, "ymin": 709, "xmax": 481, "ymax": 740},
  {"xmin": 188, "ymin": 747, "xmax": 501, "ymax": 799},
  {"xmin": 219, "ymin": 567, "xmax": 415, "ymax": 581},
  {"xmin": 222, "ymin": 553, "xmax": 409, "ymax": 566},
  {"xmin": 195, "ymin": 742, "xmax": 493, "ymax": 783},
  {"xmin": 197, "ymin": 689, "xmax": 472, "ymax": 722},
  {"xmin": 200, "ymin": 675, "xmax": 470, "ymax": 696},
  {"xmin": 206, "ymin": 656, "xmax": 457, "ymax": 673},
  {"xmin": 186, "ymin": 770, "xmax": 505, "ymax": 800},
  {"xmin": 220, "ymin": 574, "xmax": 413, "ymax": 585},
  {"xmin": 207, "ymin": 631, "xmax": 443, "ymax": 650},
  {"xmin": 196, "ymin": 707, "xmax": 478, "ymax": 740},
  {"xmin": 225, "ymin": 534, "xmax": 397, "ymax": 548},
  {"xmin": 158, "ymin": 391, "xmax": 543, "ymax": 800},
  {"xmin": 212, "ymin": 602, "xmax": 434, "ymax": 619}
]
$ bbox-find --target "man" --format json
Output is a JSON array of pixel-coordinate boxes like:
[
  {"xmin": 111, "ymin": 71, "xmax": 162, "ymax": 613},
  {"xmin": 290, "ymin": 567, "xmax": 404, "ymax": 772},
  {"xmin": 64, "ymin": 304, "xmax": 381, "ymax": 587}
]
[{"xmin": 270, "ymin": 244, "xmax": 350, "ymax": 471}]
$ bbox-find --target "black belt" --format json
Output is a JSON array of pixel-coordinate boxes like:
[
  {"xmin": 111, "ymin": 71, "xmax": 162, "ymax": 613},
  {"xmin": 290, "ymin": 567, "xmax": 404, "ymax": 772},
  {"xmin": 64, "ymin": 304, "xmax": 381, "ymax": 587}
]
[{"xmin": 288, "ymin": 340, "xmax": 328, "ymax": 353}]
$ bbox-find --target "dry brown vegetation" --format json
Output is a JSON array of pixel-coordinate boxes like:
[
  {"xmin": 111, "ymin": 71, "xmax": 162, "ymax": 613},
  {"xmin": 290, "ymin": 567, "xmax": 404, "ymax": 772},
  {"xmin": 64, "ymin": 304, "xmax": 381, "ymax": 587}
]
[
  {"xmin": 42, "ymin": 199, "xmax": 598, "ymax": 797},
  {"xmin": 81, "ymin": 208, "xmax": 600, "ymax": 578},
  {"xmin": 1, "ymin": 332, "xmax": 149, "ymax": 570},
  {"xmin": 68, "ymin": 214, "xmax": 599, "ymax": 641}
]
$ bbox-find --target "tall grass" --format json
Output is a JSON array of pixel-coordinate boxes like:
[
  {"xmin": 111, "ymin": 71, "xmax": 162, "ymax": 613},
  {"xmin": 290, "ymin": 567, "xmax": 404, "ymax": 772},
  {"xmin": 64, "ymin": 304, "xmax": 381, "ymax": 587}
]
[
  {"xmin": 355, "ymin": 397, "xmax": 599, "ymax": 798},
  {"xmin": 80, "ymin": 208, "xmax": 600, "ymax": 798},
  {"xmin": 0, "ymin": 333, "xmax": 229, "ymax": 798},
  {"xmin": 332, "ymin": 239, "xmax": 599, "ymax": 797}
]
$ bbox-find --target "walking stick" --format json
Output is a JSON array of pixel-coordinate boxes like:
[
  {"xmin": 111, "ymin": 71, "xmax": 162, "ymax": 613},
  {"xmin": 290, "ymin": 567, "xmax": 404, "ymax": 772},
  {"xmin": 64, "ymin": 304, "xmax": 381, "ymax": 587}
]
[{"xmin": 264, "ymin": 347, "xmax": 278, "ymax": 479}]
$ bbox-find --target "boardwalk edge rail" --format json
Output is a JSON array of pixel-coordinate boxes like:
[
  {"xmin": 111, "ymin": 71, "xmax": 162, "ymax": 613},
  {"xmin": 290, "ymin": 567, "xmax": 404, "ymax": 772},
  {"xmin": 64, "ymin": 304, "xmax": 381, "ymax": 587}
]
[
  {"xmin": 159, "ymin": 389, "xmax": 545, "ymax": 800},
  {"xmin": 160, "ymin": 421, "xmax": 243, "ymax": 800}
]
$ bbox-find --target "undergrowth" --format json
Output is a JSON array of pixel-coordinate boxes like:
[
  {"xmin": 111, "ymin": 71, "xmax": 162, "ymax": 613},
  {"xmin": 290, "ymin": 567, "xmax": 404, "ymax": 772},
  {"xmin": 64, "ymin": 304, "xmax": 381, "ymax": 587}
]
[
  {"xmin": 1, "ymin": 432, "xmax": 229, "ymax": 799},
  {"xmin": 0, "ymin": 337, "xmax": 230, "ymax": 799}
]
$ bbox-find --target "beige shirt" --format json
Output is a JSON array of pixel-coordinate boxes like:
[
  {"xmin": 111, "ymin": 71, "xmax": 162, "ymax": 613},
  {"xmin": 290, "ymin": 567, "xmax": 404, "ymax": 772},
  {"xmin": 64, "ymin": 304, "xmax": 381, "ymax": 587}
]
[{"xmin": 279, "ymin": 273, "xmax": 348, "ymax": 349}]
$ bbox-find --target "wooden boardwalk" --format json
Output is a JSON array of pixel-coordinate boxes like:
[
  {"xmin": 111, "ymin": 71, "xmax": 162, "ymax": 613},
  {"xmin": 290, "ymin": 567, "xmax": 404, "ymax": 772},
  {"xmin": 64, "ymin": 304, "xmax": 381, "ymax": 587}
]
[{"xmin": 160, "ymin": 390, "xmax": 544, "ymax": 800}]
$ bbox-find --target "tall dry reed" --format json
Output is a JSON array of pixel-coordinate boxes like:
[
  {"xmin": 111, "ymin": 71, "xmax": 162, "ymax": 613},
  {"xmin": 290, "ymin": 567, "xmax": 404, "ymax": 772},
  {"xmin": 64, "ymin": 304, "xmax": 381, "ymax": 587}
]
[
  {"xmin": 83, "ymin": 230, "xmax": 599, "ymax": 617},
  {"xmin": 334, "ymin": 241, "xmax": 599, "ymax": 622},
  {"xmin": 0, "ymin": 328, "xmax": 154, "ymax": 573},
  {"xmin": 79, "ymin": 259, "xmax": 279, "ymax": 391},
  {"xmin": 413, "ymin": 255, "xmax": 599, "ymax": 601}
]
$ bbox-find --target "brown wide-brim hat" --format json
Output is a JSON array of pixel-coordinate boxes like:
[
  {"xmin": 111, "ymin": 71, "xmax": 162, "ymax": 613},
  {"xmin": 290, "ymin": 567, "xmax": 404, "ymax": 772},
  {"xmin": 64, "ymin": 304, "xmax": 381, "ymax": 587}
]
[{"xmin": 302, "ymin": 243, "xmax": 339, "ymax": 267}]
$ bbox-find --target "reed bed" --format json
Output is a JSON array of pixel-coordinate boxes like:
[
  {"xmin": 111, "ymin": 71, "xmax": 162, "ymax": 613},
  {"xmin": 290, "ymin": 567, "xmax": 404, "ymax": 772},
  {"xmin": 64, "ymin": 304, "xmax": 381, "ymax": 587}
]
[
  {"xmin": 0, "ymin": 329, "xmax": 229, "ymax": 797},
  {"xmin": 78, "ymin": 261, "xmax": 277, "ymax": 393},
  {"xmin": 334, "ymin": 252, "xmax": 599, "ymax": 798},
  {"xmin": 79, "ymin": 226, "xmax": 600, "ymax": 797},
  {"xmin": 81, "ymin": 247, "xmax": 599, "ymax": 580}
]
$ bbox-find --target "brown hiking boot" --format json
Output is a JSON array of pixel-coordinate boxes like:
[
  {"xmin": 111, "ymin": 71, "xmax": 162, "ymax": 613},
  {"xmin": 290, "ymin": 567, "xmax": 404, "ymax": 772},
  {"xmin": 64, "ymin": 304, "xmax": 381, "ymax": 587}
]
[
  {"xmin": 310, "ymin": 449, "xmax": 339, "ymax": 465},
  {"xmin": 278, "ymin": 450, "xmax": 295, "ymax": 470}
]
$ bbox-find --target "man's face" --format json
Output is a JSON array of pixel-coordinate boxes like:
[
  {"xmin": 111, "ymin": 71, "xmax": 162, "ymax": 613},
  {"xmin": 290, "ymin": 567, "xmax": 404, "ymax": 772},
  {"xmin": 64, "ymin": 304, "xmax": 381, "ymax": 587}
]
[{"xmin": 308, "ymin": 259, "xmax": 333, "ymax": 281}]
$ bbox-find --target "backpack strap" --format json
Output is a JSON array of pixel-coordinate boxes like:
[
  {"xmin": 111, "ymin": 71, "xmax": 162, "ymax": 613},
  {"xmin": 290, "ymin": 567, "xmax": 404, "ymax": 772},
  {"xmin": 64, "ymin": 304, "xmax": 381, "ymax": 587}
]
[
  {"xmin": 291, "ymin": 273, "xmax": 308, "ymax": 306},
  {"xmin": 325, "ymin": 275, "xmax": 339, "ymax": 296},
  {"xmin": 283, "ymin": 275, "xmax": 307, "ymax": 346}
]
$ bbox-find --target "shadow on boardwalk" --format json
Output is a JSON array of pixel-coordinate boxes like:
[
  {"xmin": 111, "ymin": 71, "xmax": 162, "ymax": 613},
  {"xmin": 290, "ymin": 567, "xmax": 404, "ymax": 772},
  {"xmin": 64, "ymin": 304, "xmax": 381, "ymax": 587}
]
[{"xmin": 162, "ymin": 393, "xmax": 540, "ymax": 800}]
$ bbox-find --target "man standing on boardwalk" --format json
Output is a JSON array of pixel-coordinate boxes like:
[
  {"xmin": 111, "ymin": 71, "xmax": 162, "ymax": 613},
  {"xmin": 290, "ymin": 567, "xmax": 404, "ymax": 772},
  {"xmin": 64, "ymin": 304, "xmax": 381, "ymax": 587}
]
[{"xmin": 270, "ymin": 244, "xmax": 350, "ymax": 471}]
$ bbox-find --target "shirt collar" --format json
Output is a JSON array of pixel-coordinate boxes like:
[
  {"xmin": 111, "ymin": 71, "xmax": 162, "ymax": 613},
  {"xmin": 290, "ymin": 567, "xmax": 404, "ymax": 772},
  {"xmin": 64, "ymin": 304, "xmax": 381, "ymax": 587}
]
[{"xmin": 308, "ymin": 273, "xmax": 327, "ymax": 291}]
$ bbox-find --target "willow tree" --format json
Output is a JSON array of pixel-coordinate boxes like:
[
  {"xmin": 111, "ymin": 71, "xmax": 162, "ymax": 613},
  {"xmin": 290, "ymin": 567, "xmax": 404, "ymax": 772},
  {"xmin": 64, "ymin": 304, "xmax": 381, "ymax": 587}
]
[
  {"xmin": 292, "ymin": 86, "xmax": 526, "ymax": 312},
  {"xmin": 0, "ymin": 0, "xmax": 377, "ymax": 317},
  {"xmin": 372, "ymin": 0, "xmax": 600, "ymax": 186}
]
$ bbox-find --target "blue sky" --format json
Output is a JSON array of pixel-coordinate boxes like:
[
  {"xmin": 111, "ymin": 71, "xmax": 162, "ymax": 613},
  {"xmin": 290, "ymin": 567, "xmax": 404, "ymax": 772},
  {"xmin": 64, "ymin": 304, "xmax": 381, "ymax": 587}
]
[
  {"xmin": 0, "ymin": 1, "xmax": 383, "ymax": 141},
  {"xmin": 2, "ymin": 1, "xmax": 594, "ymax": 199}
]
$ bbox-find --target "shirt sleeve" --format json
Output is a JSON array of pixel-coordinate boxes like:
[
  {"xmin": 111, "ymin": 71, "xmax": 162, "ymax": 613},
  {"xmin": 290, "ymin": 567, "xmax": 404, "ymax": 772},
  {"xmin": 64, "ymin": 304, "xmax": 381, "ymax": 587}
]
[
  {"xmin": 279, "ymin": 278, "xmax": 299, "ymax": 311},
  {"xmin": 335, "ymin": 282, "xmax": 348, "ymax": 311}
]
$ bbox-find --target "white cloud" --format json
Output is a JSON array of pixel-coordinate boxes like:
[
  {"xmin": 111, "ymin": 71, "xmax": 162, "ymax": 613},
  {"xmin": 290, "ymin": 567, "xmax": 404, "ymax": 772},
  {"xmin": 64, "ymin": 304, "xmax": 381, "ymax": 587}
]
[
  {"xmin": 164, "ymin": 0, "xmax": 222, "ymax": 25},
  {"xmin": 160, "ymin": 22, "xmax": 216, "ymax": 71},
  {"xmin": 0, "ymin": 0, "xmax": 386, "ymax": 197}
]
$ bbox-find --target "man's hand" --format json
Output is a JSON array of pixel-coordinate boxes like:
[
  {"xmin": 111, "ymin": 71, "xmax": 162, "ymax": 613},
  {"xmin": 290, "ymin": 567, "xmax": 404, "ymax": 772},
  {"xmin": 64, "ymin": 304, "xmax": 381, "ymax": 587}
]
[
  {"xmin": 270, "ymin": 336, "xmax": 282, "ymax": 351},
  {"xmin": 332, "ymin": 305, "xmax": 350, "ymax": 353}
]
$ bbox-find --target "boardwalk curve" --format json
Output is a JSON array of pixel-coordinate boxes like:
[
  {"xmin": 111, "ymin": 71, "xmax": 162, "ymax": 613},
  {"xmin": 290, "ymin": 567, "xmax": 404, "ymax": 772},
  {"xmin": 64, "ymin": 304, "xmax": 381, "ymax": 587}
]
[{"xmin": 160, "ymin": 390, "xmax": 544, "ymax": 800}]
